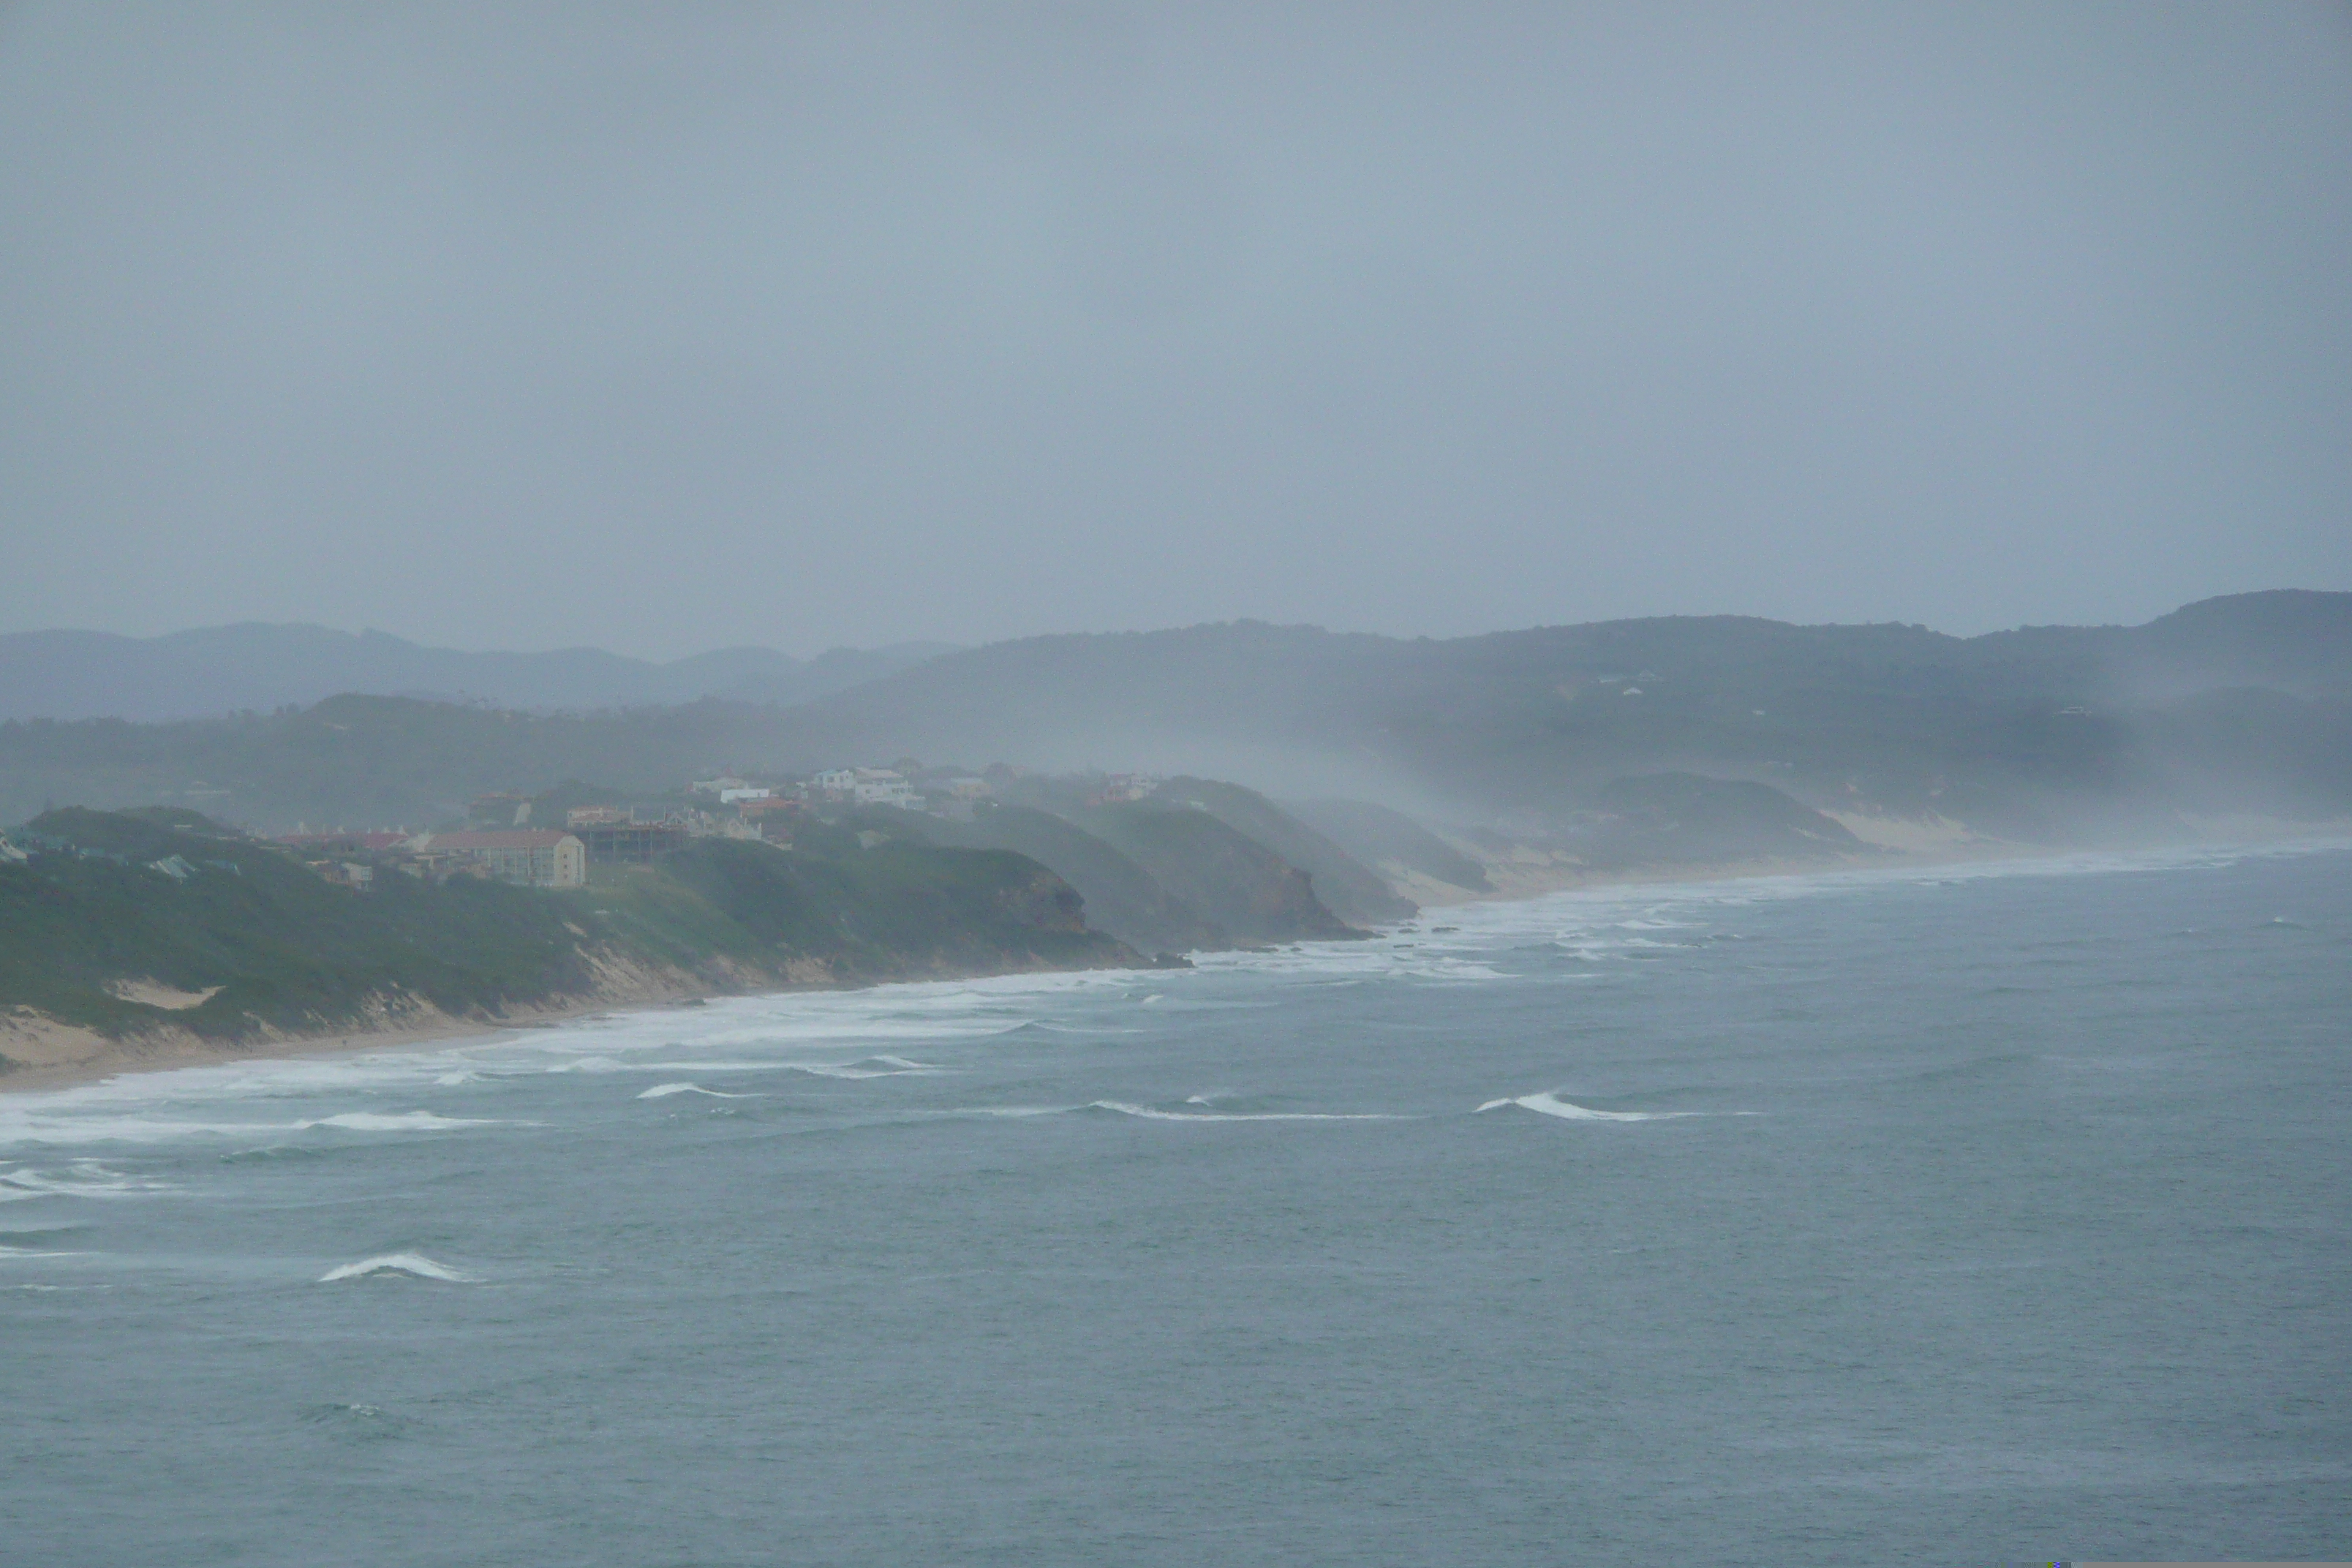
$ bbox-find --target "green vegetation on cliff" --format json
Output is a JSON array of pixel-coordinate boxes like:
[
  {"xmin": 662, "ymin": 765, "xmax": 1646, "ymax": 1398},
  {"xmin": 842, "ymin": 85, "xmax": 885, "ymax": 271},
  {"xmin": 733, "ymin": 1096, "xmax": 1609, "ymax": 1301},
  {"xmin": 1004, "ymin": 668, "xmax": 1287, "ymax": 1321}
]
[
  {"xmin": 0, "ymin": 808, "xmax": 1136, "ymax": 1056},
  {"xmin": 1282, "ymin": 798, "xmax": 1493, "ymax": 894},
  {"xmin": 1068, "ymin": 801, "xmax": 1365, "ymax": 945},
  {"xmin": 1149, "ymin": 777, "xmax": 1416, "ymax": 925},
  {"xmin": 892, "ymin": 803, "xmax": 1229, "ymax": 956}
]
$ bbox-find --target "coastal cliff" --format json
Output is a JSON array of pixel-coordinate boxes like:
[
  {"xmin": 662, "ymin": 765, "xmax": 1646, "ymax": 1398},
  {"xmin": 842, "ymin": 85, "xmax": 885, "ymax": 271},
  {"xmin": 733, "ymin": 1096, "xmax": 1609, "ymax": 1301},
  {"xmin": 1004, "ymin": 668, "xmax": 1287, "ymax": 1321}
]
[{"xmin": 0, "ymin": 807, "xmax": 1140, "ymax": 1085}]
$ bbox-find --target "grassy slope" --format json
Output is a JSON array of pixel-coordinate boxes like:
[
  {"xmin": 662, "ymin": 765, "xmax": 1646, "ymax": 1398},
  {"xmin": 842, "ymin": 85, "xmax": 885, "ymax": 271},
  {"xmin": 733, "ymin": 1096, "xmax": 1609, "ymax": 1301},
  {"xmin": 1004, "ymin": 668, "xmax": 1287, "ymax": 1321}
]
[
  {"xmin": 1071, "ymin": 802, "xmax": 1364, "ymax": 943},
  {"xmin": 0, "ymin": 810, "xmax": 1136, "ymax": 1054},
  {"xmin": 1150, "ymin": 777, "xmax": 1416, "ymax": 924},
  {"xmin": 0, "ymin": 808, "xmax": 597, "ymax": 1039},
  {"xmin": 1281, "ymin": 797, "xmax": 1493, "ymax": 893},
  {"xmin": 889, "ymin": 803, "xmax": 1228, "ymax": 955}
]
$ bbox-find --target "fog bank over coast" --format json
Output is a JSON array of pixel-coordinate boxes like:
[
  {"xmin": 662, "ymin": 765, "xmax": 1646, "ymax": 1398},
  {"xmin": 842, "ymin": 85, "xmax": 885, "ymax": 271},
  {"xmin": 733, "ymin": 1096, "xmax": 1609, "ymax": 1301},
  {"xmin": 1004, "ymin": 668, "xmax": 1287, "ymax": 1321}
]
[{"xmin": 5, "ymin": 591, "xmax": 2345, "ymax": 846}]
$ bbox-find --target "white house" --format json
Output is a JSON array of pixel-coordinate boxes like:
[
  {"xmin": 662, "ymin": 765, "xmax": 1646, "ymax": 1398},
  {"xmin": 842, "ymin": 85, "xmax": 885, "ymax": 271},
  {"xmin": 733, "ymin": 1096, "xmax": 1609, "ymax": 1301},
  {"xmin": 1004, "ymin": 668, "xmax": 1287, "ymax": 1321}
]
[
  {"xmin": 851, "ymin": 768, "xmax": 916, "ymax": 807},
  {"xmin": 1100, "ymin": 772, "xmax": 1160, "ymax": 803}
]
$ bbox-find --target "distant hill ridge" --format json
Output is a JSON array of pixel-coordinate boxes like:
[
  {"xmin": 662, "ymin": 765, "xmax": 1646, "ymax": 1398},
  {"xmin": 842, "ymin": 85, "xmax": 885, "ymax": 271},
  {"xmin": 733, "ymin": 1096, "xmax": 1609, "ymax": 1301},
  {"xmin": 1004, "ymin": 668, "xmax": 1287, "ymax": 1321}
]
[
  {"xmin": 10, "ymin": 592, "xmax": 2346, "ymax": 728},
  {"xmin": 0, "ymin": 592, "xmax": 2345, "ymax": 842},
  {"xmin": 0, "ymin": 624, "xmax": 959, "ymax": 722}
]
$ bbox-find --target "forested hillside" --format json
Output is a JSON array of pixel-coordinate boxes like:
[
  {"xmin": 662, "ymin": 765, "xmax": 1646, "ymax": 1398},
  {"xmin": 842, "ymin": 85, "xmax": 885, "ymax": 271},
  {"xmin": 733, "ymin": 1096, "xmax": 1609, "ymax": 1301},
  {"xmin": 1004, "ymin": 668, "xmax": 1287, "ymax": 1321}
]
[{"xmin": 2, "ymin": 594, "xmax": 2344, "ymax": 841}]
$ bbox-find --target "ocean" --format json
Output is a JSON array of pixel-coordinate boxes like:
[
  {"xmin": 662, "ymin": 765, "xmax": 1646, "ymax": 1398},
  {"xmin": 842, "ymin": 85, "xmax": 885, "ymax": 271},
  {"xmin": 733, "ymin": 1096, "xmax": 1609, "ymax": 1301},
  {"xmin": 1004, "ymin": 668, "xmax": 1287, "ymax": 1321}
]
[{"xmin": 4, "ymin": 845, "xmax": 2348, "ymax": 1565}]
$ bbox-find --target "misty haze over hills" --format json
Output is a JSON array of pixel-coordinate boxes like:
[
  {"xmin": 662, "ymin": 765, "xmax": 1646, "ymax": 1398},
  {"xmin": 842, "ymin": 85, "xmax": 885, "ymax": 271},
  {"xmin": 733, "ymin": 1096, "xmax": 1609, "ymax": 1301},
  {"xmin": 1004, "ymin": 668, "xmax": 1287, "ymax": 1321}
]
[
  {"xmin": 4, "ymin": 591, "xmax": 2344, "ymax": 844},
  {"xmin": 0, "ymin": 625, "xmax": 957, "ymax": 722},
  {"xmin": 10, "ymin": 590, "xmax": 2345, "ymax": 728},
  {"xmin": 7, "ymin": 10, "xmax": 2350, "ymax": 1561}
]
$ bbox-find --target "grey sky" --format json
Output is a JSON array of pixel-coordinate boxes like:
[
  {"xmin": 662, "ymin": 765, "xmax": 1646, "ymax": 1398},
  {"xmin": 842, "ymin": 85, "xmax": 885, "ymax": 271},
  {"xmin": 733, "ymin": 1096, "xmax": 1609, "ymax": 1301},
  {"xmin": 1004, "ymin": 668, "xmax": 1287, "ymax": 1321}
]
[{"xmin": 3, "ymin": 3, "xmax": 2348, "ymax": 660}]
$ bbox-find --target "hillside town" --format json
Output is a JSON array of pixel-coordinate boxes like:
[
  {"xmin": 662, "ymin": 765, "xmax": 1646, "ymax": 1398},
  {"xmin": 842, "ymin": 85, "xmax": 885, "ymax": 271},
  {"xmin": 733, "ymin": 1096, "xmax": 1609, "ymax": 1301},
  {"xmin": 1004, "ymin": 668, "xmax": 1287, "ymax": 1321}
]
[{"xmin": 266, "ymin": 765, "xmax": 1166, "ymax": 890}]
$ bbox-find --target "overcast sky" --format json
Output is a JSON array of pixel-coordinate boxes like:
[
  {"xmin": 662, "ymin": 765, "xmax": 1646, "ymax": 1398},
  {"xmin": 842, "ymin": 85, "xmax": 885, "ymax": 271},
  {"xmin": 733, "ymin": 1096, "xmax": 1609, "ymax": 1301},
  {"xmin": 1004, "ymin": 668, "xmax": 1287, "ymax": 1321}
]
[{"xmin": 3, "ymin": 3, "xmax": 2348, "ymax": 659}]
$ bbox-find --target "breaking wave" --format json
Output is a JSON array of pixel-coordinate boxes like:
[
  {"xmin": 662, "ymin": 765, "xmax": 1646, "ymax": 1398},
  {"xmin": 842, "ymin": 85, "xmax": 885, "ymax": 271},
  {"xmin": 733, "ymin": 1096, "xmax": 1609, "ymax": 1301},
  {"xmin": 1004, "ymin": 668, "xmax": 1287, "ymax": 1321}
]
[
  {"xmin": 951, "ymin": 1101, "xmax": 1406, "ymax": 1122},
  {"xmin": 0, "ymin": 1162, "xmax": 181, "ymax": 1202},
  {"xmin": 300, "ymin": 1112, "xmax": 502, "ymax": 1132},
  {"xmin": 1089, "ymin": 1100, "xmax": 1404, "ymax": 1123},
  {"xmin": 317, "ymin": 1252, "xmax": 478, "ymax": 1284},
  {"xmin": 636, "ymin": 1082, "xmax": 758, "ymax": 1100},
  {"xmin": 1476, "ymin": 1092, "xmax": 1751, "ymax": 1123},
  {"xmin": 558, "ymin": 1058, "xmax": 940, "ymax": 1080}
]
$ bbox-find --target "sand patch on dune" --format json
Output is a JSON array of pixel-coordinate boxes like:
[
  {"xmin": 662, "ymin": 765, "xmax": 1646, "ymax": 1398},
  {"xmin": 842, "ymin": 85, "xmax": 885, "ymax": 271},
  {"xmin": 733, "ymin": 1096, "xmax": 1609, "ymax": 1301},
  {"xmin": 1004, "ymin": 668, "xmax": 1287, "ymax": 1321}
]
[{"xmin": 102, "ymin": 980, "xmax": 223, "ymax": 1011}]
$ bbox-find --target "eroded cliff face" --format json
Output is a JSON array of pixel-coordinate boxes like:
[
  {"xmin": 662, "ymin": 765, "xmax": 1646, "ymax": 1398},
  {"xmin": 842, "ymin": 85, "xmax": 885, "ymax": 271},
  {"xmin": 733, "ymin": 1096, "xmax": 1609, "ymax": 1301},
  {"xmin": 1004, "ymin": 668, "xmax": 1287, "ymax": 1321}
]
[
  {"xmin": 1071, "ymin": 803, "xmax": 1363, "ymax": 945},
  {"xmin": 992, "ymin": 866, "xmax": 1090, "ymax": 934},
  {"xmin": 906, "ymin": 804, "xmax": 1229, "ymax": 955}
]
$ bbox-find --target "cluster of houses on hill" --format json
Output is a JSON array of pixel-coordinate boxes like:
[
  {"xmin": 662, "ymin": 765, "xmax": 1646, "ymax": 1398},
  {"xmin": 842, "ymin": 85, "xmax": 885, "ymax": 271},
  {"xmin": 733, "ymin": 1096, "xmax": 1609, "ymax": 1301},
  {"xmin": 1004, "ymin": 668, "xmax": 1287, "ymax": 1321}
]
[
  {"xmin": 695, "ymin": 764, "xmax": 990, "ymax": 815},
  {"xmin": 276, "ymin": 827, "xmax": 592, "ymax": 890},
  {"xmin": 271, "ymin": 762, "xmax": 1171, "ymax": 894},
  {"xmin": 4, "ymin": 761, "xmax": 1178, "ymax": 897}
]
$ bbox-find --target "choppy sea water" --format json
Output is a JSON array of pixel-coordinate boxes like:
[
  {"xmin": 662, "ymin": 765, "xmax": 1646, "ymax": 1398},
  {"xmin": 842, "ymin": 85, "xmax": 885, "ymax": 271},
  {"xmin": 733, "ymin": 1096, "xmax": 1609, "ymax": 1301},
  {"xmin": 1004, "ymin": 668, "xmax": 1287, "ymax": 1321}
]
[{"xmin": 4, "ymin": 845, "xmax": 2348, "ymax": 1566}]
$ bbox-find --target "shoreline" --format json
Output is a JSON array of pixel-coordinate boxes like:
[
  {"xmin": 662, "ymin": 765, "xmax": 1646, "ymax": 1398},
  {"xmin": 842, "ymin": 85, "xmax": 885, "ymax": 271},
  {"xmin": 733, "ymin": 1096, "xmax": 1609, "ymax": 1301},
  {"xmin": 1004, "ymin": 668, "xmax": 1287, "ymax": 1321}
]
[{"xmin": 7, "ymin": 827, "xmax": 2346, "ymax": 1099}]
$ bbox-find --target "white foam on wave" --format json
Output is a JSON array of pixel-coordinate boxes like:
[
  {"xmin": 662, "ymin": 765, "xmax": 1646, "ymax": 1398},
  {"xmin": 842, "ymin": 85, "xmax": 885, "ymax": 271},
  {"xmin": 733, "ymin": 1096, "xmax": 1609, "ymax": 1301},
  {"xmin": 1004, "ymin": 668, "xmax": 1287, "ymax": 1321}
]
[
  {"xmin": 1090, "ymin": 1100, "xmax": 1405, "ymax": 1123},
  {"xmin": 519, "ymin": 968, "xmax": 1142, "ymax": 1062},
  {"xmin": 1403, "ymin": 840, "xmax": 2352, "ymax": 961},
  {"xmin": 1477, "ymin": 1091, "xmax": 1752, "ymax": 1123},
  {"xmin": 300, "ymin": 1111, "xmax": 505, "ymax": 1132},
  {"xmin": 636, "ymin": 1082, "xmax": 758, "ymax": 1100},
  {"xmin": 1187, "ymin": 941, "xmax": 1507, "ymax": 985},
  {"xmin": 550, "ymin": 1062, "xmax": 945, "ymax": 1086},
  {"xmin": 793, "ymin": 1059, "xmax": 941, "ymax": 1079},
  {"xmin": 0, "ymin": 1113, "xmax": 320, "ymax": 1147},
  {"xmin": 317, "ymin": 1252, "xmax": 478, "ymax": 1284},
  {"xmin": 0, "ymin": 1161, "xmax": 181, "ymax": 1202},
  {"xmin": 1, "ymin": 1104, "xmax": 519, "ymax": 1149},
  {"xmin": 0, "ymin": 970, "xmax": 1124, "ymax": 1140}
]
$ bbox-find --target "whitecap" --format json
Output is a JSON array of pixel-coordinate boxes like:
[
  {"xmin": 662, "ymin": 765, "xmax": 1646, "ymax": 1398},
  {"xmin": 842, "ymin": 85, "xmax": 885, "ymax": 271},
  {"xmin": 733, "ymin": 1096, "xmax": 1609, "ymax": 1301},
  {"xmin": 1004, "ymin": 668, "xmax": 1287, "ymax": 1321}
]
[
  {"xmin": 0, "ymin": 1163, "xmax": 181, "ymax": 1201},
  {"xmin": 787, "ymin": 1060, "xmax": 939, "ymax": 1080},
  {"xmin": 542, "ymin": 1058, "xmax": 938, "ymax": 1080},
  {"xmin": 0, "ymin": 1114, "xmax": 306, "ymax": 1146},
  {"xmin": 1478, "ymin": 1091, "xmax": 1752, "ymax": 1123},
  {"xmin": 300, "ymin": 1111, "xmax": 502, "ymax": 1132},
  {"xmin": 636, "ymin": 1082, "xmax": 757, "ymax": 1100},
  {"xmin": 317, "ymin": 1252, "xmax": 478, "ymax": 1284},
  {"xmin": 1090, "ymin": 1100, "xmax": 1404, "ymax": 1123}
]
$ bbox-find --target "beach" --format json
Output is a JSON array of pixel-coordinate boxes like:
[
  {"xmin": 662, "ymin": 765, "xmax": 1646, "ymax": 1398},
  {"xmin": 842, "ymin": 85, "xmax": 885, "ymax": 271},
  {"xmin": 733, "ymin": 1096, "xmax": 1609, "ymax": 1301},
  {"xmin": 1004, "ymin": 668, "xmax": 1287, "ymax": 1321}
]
[{"xmin": 11, "ymin": 822, "xmax": 2342, "ymax": 1096}]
